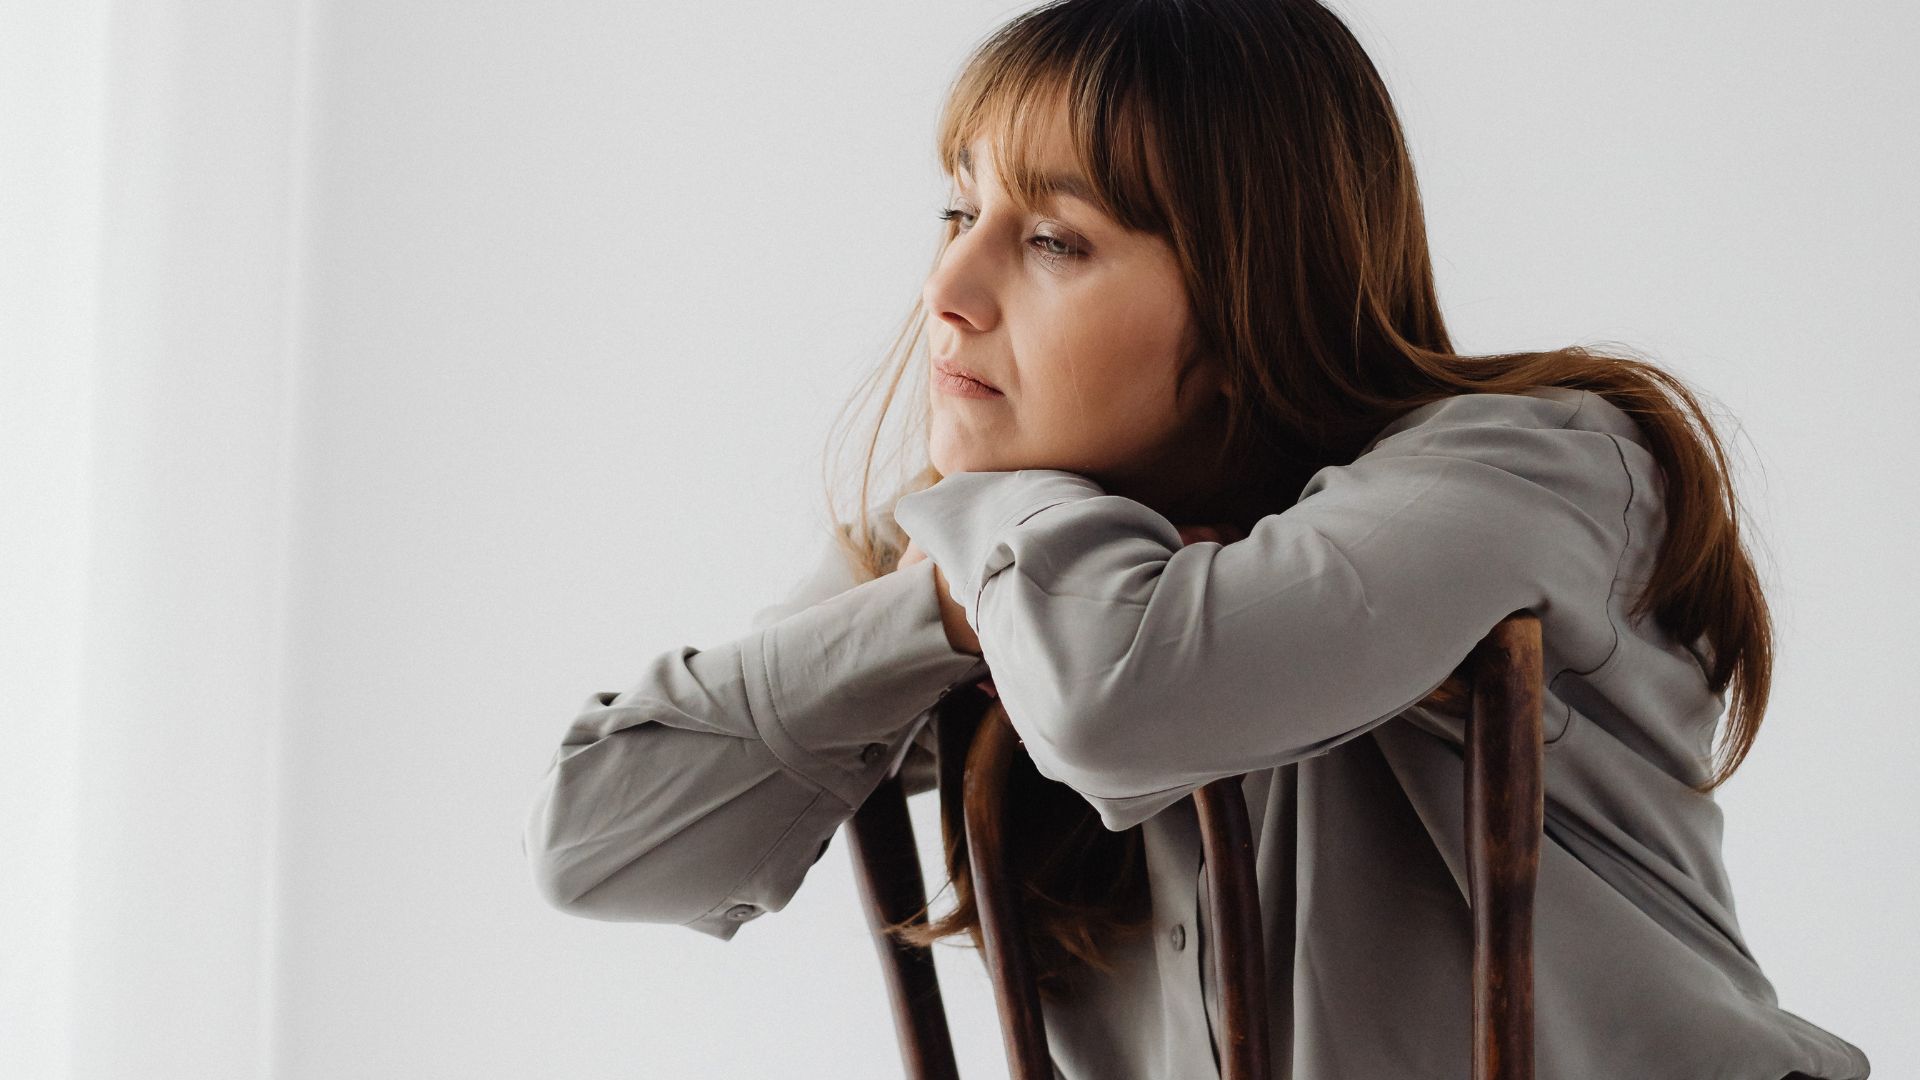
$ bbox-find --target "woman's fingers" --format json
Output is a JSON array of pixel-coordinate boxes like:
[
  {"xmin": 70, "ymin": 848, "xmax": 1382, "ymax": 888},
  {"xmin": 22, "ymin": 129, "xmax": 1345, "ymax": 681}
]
[
  {"xmin": 895, "ymin": 537, "xmax": 928, "ymax": 571},
  {"xmin": 1174, "ymin": 522, "xmax": 1246, "ymax": 546},
  {"xmin": 939, "ymin": 524, "xmax": 1236, "ymax": 699}
]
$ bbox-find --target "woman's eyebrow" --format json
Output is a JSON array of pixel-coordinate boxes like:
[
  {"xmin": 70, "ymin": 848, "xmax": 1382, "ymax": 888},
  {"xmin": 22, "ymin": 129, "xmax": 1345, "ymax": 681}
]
[
  {"xmin": 1035, "ymin": 172, "xmax": 1099, "ymax": 206},
  {"xmin": 955, "ymin": 149, "xmax": 1100, "ymax": 207}
]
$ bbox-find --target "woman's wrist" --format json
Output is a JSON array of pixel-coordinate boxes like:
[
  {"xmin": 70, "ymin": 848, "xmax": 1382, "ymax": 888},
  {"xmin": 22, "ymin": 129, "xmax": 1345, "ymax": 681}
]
[{"xmin": 929, "ymin": 562, "xmax": 983, "ymax": 656}]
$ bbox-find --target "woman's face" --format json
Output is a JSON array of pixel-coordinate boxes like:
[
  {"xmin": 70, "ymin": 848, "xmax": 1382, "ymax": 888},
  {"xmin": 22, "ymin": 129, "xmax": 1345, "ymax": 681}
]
[{"xmin": 922, "ymin": 112, "xmax": 1228, "ymax": 507}]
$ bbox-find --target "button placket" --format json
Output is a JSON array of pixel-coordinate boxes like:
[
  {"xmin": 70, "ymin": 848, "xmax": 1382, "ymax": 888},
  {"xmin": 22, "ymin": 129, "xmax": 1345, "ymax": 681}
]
[{"xmin": 1142, "ymin": 805, "xmax": 1219, "ymax": 1079}]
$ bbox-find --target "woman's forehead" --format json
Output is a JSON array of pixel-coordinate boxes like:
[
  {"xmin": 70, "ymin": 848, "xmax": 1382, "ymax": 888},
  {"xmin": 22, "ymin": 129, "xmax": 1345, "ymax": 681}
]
[{"xmin": 950, "ymin": 88, "xmax": 1080, "ymax": 180}]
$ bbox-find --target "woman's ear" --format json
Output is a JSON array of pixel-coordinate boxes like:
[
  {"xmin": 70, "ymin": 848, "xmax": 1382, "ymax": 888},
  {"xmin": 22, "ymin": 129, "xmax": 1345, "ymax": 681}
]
[
  {"xmin": 1196, "ymin": 346, "xmax": 1232, "ymax": 400},
  {"xmin": 1213, "ymin": 363, "xmax": 1236, "ymax": 401}
]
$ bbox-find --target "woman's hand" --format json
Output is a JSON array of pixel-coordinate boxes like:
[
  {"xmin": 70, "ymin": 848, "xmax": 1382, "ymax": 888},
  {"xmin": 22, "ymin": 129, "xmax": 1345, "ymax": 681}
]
[
  {"xmin": 900, "ymin": 520, "xmax": 1249, "ymax": 700},
  {"xmin": 898, "ymin": 537, "xmax": 983, "ymax": 659}
]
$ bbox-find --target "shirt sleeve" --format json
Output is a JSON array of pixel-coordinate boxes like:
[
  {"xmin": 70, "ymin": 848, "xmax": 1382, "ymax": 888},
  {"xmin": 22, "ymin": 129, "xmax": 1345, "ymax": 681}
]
[
  {"xmin": 890, "ymin": 392, "xmax": 1635, "ymax": 832},
  {"xmin": 521, "ymin": 526, "xmax": 986, "ymax": 937}
]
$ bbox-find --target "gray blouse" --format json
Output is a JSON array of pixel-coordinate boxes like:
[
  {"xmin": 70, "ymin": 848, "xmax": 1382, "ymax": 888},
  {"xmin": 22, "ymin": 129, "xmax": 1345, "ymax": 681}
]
[{"xmin": 523, "ymin": 386, "xmax": 1871, "ymax": 1079}]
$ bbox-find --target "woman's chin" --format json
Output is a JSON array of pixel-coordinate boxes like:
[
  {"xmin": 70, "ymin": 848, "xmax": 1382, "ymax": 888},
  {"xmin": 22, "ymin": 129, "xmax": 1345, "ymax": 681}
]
[
  {"xmin": 928, "ymin": 435, "xmax": 1001, "ymax": 477},
  {"xmin": 932, "ymin": 455, "xmax": 986, "ymax": 476}
]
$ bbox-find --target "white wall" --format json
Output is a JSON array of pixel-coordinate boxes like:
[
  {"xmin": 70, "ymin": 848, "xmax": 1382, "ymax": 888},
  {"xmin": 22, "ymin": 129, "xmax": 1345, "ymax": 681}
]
[{"xmin": 4, "ymin": 1, "xmax": 1911, "ymax": 1077}]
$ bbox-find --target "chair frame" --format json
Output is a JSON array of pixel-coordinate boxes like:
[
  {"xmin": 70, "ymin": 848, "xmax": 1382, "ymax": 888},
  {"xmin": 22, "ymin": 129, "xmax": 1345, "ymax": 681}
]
[{"xmin": 846, "ymin": 610, "xmax": 1545, "ymax": 1080}]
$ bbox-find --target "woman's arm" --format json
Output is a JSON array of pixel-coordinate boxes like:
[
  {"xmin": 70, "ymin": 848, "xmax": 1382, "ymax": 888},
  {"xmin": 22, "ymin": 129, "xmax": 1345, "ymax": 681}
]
[
  {"xmin": 891, "ymin": 391, "xmax": 1637, "ymax": 833},
  {"xmin": 521, "ymin": 527, "xmax": 986, "ymax": 938}
]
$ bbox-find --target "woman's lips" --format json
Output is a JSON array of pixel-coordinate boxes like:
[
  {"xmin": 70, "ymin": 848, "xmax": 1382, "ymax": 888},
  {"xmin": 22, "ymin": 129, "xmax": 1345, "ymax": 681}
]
[{"xmin": 933, "ymin": 359, "xmax": 1004, "ymax": 399}]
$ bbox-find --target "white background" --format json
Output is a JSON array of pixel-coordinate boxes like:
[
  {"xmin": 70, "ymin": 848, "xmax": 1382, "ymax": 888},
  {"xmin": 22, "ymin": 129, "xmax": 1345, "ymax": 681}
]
[{"xmin": 5, "ymin": 1, "xmax": 1913, "ymax": 1077}]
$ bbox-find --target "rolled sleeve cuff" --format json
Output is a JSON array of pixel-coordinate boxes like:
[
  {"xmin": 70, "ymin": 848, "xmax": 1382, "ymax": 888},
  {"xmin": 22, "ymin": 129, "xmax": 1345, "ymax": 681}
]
[
  {"xmin": 723, "ymin": 557, "xmax": 987, "ymax": 808},
  {"xmin": 891, "ymin": 469, "xmax": 1107, "ymax": 632}
]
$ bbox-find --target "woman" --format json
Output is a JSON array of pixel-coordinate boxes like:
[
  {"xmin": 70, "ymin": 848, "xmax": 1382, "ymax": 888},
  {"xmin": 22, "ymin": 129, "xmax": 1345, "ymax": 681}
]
[{"xmin": 522, "ymin": 1, "xmax": 1871, "ymax": 1077}]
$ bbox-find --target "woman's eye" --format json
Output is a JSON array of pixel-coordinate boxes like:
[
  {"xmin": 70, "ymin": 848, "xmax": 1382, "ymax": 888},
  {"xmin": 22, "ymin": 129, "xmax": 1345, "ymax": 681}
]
[
  {"xmin": 936, "ymin": 206, "xmax": 1085, "ymax": 263},
  {"xmin": 1032, "ymin": 234, "xmax": 1079, "ymax": 259}
]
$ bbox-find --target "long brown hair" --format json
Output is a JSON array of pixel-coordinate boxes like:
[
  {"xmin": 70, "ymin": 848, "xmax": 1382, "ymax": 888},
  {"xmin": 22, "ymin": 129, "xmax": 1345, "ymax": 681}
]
[{"xmin": 814, "ymin": 0, "xmax": 1773, "ymax": 1001}]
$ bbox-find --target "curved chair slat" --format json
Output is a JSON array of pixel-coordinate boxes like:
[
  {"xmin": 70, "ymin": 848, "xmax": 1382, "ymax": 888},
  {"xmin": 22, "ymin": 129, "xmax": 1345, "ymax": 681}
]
[
  {"xmin": 846, "ymin": 771, "xmax": 961, "ymax": 1080},
  {"xmin": 1466, "ymin": 610, "xmax": 1545, "ymax": 1080},
  {"xmin": 1192, "ymin": 776, "xmax": 1272, "ymax": 1080},
  {"xmin": 963, "ymin": 709, "xmax": 1057, "ymax": 1080}
]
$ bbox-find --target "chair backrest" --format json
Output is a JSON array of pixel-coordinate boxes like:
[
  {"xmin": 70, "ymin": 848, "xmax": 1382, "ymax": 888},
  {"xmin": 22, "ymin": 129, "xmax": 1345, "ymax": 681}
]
[{"xmin": 845, "ymin": 610, "xmax": 1545, "ymax": 1080}]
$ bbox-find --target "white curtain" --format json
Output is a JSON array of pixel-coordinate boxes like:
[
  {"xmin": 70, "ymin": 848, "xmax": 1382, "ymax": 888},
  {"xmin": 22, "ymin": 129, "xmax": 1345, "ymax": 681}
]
[{"xmin": 4, "ymin": 1, "xmax": 306, "ymax": 1076}]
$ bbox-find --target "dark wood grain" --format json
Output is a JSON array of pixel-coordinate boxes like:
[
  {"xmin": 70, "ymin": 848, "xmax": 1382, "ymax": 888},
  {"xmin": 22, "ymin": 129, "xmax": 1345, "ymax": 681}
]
[
  {"xmin": 846, "ymin": 770, "xmax": 961, "ymax": 1080},
  {"xmin": 1193, "ymin": 776, "xmax": 1272, "ymax": 1080},
  {"xmin": 964, "ymin": 710, "xmax": 1058, "ymax": 1079},
  {"xmin": 1466, "ymin": 611, "xmax": 1545, "ymax": 1080}
]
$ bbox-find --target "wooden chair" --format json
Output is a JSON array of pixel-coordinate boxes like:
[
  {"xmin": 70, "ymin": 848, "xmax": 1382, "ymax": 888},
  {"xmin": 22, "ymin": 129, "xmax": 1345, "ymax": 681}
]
[{"xmin": 844, "ymin": 610, "xmax": 1546, "ymax": 1080}]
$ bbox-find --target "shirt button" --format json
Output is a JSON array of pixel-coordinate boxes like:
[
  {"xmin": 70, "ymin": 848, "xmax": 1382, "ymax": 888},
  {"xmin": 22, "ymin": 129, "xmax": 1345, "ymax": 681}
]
[
  {"xmin": 861, "ymin": 742, "xmax": 886, "ymax": 764},
  {"xmin": 1168, "ymin": 923, "xmax": 1187, "ymax": 951},
  {"xmin": 724, "ymin": 903, "xmax": 760, "ymax": 922}
]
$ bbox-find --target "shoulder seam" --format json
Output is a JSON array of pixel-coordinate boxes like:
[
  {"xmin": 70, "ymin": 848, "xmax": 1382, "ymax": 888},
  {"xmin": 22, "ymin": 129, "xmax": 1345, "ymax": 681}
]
[
  {"xmin": 1540, "ymin": 389, "xmax": 1620, "ymax": 744},
  {"xmin": 1565, "ymin": 430, "xmax": 1635, "ymax": 682}
]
